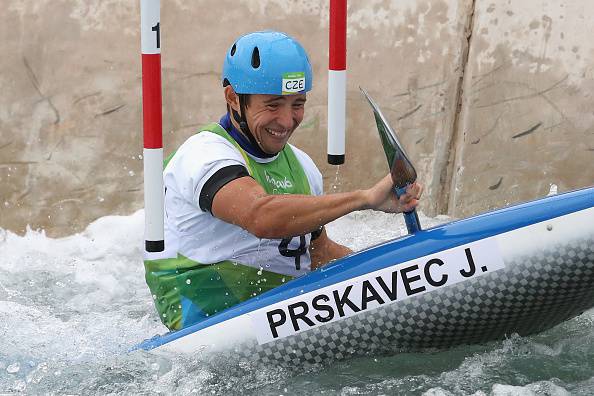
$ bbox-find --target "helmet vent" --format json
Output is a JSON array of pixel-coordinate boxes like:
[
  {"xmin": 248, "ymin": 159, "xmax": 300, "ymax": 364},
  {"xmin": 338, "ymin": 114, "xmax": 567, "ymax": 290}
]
[
  {"xmin": 251, "ymin": 47, "xmax": 260, "ymax": 68},
  {"xmin": 230, "ymin": 43, "xmax": 237, "ymax": 56}
]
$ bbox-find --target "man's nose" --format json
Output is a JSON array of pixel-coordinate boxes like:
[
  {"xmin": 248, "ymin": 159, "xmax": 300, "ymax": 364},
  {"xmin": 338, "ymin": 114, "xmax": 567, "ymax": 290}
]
[{"xmin": 277, "ymin": 106, "xmax": 294, "ymax": 129}]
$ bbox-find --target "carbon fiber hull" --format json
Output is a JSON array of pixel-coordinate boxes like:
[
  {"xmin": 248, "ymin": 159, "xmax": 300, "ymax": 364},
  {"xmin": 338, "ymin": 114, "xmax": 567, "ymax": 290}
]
[{"xmin": 246, "ymin": 229, "xmax": 594, "ymax": 364}]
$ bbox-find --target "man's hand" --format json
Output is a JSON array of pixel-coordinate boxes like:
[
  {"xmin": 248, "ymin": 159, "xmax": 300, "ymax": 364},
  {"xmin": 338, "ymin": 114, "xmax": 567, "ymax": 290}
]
[
  {"xmin": 309, "ymin": 228, "xmax": 352, "ymax": 270},
  {"xmin": 365, "ymin": 174, "xmax": 423, "ymax": 214}
]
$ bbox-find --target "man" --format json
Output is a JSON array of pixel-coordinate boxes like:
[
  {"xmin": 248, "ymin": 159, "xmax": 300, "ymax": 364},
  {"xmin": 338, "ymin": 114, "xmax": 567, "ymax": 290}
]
[{"xmin": 144, "ymin": 31, "xmax": 423, "ymax": 330}]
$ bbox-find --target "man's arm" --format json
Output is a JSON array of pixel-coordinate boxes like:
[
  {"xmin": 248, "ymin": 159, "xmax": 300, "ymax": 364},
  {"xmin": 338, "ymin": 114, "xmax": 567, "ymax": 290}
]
[
  {"xmin": 309, "ymin": 228, "xmax": 352, "ymax": 270},
  {"xmin": 210, "ymin": 173, "xmax": 422, "ymax": 240}
]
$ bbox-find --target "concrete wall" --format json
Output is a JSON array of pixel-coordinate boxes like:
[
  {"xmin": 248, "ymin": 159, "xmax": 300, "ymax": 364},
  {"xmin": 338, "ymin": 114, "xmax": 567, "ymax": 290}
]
[
  {"xmin": 1, "ymin": 0, "xmax": 592, "ymax": 237},
  {"xmin": 449, "ymin": 1, "xmax": 594, "ymax": 217}
]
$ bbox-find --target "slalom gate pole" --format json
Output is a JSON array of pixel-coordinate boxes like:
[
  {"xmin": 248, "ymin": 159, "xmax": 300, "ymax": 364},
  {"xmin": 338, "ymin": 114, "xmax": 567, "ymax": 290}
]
[
  {"xmin": 327, "ymin": 0, "xmax": 346, "ymax": 165},
  {"xmin": 141, "ymin": 0, "xmax": 164, "ymax": 252}
]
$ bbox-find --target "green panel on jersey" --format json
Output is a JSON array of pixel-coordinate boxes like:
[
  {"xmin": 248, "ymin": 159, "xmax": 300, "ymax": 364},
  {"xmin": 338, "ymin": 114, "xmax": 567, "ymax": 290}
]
[{"xmin": 145, "ymin": 256, "xmax": 293, "ymax": 330}]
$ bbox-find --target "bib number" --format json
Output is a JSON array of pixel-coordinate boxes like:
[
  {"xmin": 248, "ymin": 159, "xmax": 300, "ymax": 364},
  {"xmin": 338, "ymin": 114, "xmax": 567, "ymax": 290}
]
[{"xmin": 278, "ymin": 235, "xmax": 307, "ymax": 270}]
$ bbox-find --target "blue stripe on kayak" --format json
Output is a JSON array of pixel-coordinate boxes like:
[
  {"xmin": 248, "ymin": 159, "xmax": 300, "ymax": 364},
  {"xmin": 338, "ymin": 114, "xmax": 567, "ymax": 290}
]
[{"xmin": 134, "ymin": 186, "xmax": 594, "ymax": 351}]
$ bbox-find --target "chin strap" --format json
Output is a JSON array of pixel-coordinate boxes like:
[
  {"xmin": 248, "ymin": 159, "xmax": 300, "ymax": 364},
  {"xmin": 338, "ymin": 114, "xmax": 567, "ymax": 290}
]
[{"xmin": 231, "ymin": 95, "xmax": 272, "ymax": 154}]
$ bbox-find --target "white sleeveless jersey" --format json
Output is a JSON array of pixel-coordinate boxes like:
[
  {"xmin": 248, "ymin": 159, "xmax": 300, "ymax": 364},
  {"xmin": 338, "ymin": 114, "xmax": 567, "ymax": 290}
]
[{"xmin": 144, "ymin": 131, "xmax": 323, "ymax": 277}]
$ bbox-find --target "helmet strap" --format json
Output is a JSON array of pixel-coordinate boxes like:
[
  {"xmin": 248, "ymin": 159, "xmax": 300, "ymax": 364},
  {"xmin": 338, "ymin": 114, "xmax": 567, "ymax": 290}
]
[{"xmin": 231, "ymin": 94, "xmax": 278, "ymax": 157}]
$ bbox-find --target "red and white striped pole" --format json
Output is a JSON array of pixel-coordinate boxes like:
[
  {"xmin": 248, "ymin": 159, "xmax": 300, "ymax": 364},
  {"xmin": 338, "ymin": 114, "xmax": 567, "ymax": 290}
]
[
  {"xmin": 327, "ymin": 0, "xmax": 347, "ymax": 165},
  {"xmin": 141, "ymin": 0, "xmax": 164, "ymax": 252}
]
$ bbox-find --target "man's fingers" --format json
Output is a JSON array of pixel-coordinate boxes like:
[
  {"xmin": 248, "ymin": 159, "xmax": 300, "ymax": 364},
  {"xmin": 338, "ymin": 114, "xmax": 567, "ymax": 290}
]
[
  {"xmin": 406, "ymin": 183, "xmax": 423, "ymax": 200},
  {"xmin": 399, "ymin": 184, "xmax": 423, "ymax": 212},
  {"xmin": 416, "ymin": 183, "xmax": 424, "ymax": 199}
]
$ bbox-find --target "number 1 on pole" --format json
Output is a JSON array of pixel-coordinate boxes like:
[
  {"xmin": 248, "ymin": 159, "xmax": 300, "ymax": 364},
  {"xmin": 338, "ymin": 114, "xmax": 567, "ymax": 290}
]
[
  {"xmin": 141, "ymin": 0, "xmax": 164, "ymax": 252},
  {"xmin": 141, "ymin": 0, "xmax": 160, "ymax": 54},
  {"xmin": 151, "ymin": 23, "xmax": 160, "ymax": 49}
]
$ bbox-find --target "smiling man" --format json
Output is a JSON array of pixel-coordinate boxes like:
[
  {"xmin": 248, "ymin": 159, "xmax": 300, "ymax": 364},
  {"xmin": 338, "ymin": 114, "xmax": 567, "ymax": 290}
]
[{"xmin": 143, "ymin": 31, "xmax": 423, "ymax": 331}]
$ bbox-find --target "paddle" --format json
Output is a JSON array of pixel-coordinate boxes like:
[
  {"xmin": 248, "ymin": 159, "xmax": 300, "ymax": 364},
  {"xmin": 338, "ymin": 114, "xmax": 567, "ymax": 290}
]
[{"xmin": 360, "ymin": 87, "xmax": 422, "ymax": 234}]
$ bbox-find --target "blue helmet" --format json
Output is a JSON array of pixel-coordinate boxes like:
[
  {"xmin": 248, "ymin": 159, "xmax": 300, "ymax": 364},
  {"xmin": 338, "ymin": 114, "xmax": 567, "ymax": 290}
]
[{"xmin": 222, "ymin": 30, "xmax": 313, "ymax": 95}]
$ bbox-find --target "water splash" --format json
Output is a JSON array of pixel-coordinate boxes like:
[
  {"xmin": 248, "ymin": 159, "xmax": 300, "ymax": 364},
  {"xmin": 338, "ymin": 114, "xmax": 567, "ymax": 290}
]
[
  {"xmin": 330, "ymin": 165, "xmax": 342, "ymax": 193},
  {"xmin": 0, "ymin": 210, "xmax": 592, "ymax": 394}
]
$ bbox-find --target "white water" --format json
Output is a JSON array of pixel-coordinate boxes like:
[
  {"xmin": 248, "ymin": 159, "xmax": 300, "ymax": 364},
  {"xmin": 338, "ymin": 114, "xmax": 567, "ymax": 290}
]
[{"xmin": 1, "ymin": 210, "xmax": 593, "ymax": 395}]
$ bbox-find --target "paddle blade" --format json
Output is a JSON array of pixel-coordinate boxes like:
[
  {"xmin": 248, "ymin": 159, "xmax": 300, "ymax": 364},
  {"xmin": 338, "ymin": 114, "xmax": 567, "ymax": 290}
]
[{"xmin": 359, "ymin": 87, "xmax": 417, "ymax": 189}]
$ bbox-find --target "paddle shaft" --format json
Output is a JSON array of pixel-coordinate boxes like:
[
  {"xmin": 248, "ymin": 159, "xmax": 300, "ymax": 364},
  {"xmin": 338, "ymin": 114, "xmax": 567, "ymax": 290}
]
[{"xmin": 395, "ymin": 186, "xmax": 422, "ymax": 234}]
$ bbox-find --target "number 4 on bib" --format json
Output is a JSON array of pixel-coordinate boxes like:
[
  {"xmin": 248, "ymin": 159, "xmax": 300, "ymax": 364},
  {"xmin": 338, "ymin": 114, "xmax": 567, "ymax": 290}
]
[{"xmin": 278, "ymin": 235, "xmax": 307, "ymax": 270}]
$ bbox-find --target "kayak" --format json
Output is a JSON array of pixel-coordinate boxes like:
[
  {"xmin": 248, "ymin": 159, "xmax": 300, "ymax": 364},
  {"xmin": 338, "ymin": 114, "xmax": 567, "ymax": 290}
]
[
  {"xmin": 136, "ymin": 90, "xmax": 594, "ymax": 364},
  {"xmin": 136, "ymin": 186, "xmax": 594, "ymax": 364}
]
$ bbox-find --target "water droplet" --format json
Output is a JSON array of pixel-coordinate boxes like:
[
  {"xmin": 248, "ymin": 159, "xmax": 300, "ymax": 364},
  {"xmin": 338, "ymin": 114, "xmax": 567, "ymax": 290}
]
[
  {"xmin": 178, "ymin": 305, "xmax": 182, "ymax": 309},
  {"xmin": 186, "ymin": 279, "xmax": 191, "ymax": 284},
  {"xmin": 152, "ymin": 295, "xmax": 157, "ymax": 300},
  {"xmin": 13, "ymin": 380, "xmax": 26, "ymax": 392},
  {"xmin": 162, "ymin": 313, "xmax": 167, "ymax": 318},
  {"xmin": 128, "ymin": 170, "xmax": 135, "ymax": 176},
  {"xmin": 225, "ymin": 292, "xmax": 229, "ymax": 296},
  {"xmin": 7, "ymin": 363, "xmax": 20, "ymax": 374},
  {"xmin": 547, "ymin": 183, "xmax": 558, "ymax": 196}
]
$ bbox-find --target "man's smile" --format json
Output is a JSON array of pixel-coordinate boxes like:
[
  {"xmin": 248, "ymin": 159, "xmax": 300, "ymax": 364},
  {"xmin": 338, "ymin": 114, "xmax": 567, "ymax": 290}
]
[{"xmin": 265, "ymin": 127, "xmax": 291, "ymax": 138}]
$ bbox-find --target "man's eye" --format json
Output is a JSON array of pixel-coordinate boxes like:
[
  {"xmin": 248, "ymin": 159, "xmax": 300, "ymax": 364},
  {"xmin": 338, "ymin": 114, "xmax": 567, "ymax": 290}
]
[{"xmin": 267, "ymin": 104, "xmax": 279, "ymax": 110}]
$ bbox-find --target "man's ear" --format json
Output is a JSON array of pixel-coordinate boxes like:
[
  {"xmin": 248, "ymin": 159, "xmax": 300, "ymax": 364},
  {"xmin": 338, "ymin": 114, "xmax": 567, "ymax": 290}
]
[{"xmin": 224, "ymin": 85, "xmax": 240, "ymax": 112}]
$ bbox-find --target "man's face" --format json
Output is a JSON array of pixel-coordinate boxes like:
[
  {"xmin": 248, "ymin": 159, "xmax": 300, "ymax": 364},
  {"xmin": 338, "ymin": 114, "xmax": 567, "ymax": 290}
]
[{"xmin": 244, "ymin": 94, "xmax": 307, "ymax": 154}]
